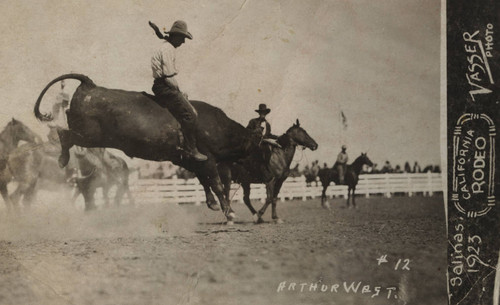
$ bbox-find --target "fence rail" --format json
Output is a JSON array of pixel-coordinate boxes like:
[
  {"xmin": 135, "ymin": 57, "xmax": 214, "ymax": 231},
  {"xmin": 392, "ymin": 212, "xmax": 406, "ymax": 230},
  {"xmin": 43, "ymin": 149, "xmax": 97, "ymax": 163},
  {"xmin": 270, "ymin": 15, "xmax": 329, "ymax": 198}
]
[{"xmin": 128, "ymin": 173, "xmax": 443, "ymax": 205}]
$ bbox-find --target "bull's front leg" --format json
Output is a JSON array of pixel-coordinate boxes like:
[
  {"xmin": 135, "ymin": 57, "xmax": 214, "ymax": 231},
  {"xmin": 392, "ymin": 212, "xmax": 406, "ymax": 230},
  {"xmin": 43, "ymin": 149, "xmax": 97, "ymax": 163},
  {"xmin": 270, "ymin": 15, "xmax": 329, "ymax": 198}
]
[
  {"xmin": 196, "ymin": 174, "xmax": 220, "ymax": 211},
  {"xmin": 57, "ymin": 129, "xmax": 74, "ymax": 168},
  {"xmin": 196, "ymin": 157, "xmax": 235, "ymax": 224}
]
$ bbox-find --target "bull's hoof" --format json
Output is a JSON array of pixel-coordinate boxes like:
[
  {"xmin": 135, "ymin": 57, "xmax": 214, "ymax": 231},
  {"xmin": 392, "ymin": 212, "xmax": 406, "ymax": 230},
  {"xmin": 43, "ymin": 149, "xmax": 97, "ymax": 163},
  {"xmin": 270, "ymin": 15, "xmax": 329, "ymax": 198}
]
[
  {"xmin": 206, "ymin": 202, "xmax": 220, "ymax": 211},
  {"xmin": 322, "ymin": 201, "xmax": 331, "ymax": 210},
  {"xmin": 58, "ymin": 154, "xmax": 69, "ymax": 168},
  {"xmin": 228, "ymin": 211, "xmax": 236, "ymax": 219},
  {"xmin": 226, "ymin": 220, "xmax": 234, "ymax": 225},
  {"xmin": 273, "ymin": 218, "xmax": 284, "ymax": 224}
]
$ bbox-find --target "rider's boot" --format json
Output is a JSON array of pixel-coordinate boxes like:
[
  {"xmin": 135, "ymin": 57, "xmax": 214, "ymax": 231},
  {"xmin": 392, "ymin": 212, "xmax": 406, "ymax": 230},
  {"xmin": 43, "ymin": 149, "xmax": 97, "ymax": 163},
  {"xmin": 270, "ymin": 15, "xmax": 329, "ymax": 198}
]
[{"xmin": 183, "ymin": 132, "xmax": 207, "ymax": 161}]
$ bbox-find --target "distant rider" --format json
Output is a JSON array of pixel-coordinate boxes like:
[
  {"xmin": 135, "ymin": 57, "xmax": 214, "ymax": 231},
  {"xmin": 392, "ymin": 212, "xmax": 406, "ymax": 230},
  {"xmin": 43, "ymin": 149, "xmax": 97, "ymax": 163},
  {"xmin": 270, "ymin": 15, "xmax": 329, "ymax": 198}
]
[
  {"xmin": 150, "ymin": 20, "xmax": 207, "ymax": 161},
  {"xmin": 336, "ymin": 145, "xmax": 348, "ymax": 184}
]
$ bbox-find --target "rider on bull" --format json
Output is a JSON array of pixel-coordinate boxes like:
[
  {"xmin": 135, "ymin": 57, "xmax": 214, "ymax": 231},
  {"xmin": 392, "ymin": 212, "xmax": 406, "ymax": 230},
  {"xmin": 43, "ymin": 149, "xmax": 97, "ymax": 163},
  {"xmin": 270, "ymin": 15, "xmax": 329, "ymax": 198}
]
[
  {"xmin": 149, "ymin": 20, "xmax": 207, "ymax": 162},
  {"xmin": 336, "ymin": 144, "xmax": 348, "ymax": 184}
]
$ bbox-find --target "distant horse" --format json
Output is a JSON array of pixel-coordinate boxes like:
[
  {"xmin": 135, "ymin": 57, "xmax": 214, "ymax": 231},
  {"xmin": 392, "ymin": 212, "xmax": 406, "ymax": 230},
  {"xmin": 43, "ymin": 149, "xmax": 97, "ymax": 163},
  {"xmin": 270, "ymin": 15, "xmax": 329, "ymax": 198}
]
[
  {"xmin": 6, "ymin": 126, "xmax": 79, "ymax": 207},
  {"xmin": 70, "ymin": 147, "xmax": 134, "ymax": 209},
  {"xmin": 0, "ymin": 119, "xmax": 42, "ymax": 209},
  {"xmin": 317, "ymin": 153, "xmax": 373, "ymax": 209},
  {"xmin": 304, "ymin": 161, "xmax": 320, "ymax": 186},
  {"xmin": 218, "ymin": 120, "xmax": 318, "ymax": 223}
]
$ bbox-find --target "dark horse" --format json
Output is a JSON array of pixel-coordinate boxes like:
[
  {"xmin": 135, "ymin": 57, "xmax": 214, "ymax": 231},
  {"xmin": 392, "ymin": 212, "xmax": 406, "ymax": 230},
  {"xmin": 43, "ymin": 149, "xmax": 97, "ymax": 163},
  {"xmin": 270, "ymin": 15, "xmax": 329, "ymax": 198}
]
[
  {"xmin": 218, "ymin": 119, "xmax": 318, "ymax": 223},
  {"xmin": 34, "ymin": 74, "xmax": 261, "ymax": 224},
  {"xmin": 0, "ymin": 119, "xmax": 42, "ymax": 209},
  {"xmin": 317, "ymin": 153, "xmax": 373, "ymax": 209}
]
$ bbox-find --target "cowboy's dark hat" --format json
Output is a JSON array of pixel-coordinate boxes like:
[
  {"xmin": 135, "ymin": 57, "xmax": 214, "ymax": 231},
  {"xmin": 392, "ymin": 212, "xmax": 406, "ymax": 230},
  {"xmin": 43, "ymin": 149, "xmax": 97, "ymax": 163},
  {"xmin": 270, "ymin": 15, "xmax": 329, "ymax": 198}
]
[
  {"xmin": 255, "ymin": 104, "xmax": 271, "ymax": 114},
  {"xmin": 164, "ymin": 20, "xmax": 193, "ymax": 39}
]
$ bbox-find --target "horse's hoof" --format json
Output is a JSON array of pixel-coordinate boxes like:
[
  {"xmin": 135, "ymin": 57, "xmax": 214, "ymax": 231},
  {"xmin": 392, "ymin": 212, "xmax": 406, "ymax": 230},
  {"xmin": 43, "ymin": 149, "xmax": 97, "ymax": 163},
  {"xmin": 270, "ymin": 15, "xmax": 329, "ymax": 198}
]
[
  {"xmin": 256, "ymin": 217, "xmax": 265, "ymax": 224},
  {"xmin": 273, "ymin": 218, "xmax": 284, "ymax": 224},
  {"xmin": 206, "ymin": 202, "xmax": 220, "ymax": 211},
  {"xmin": 58, "ymin": 154, "xmax": 69, "ymax": 168},
  {"xmin": 252, "ymin": 213, "xmax": 260, "ymax": 223},
  {"xmin": 84, "ymin": 205, "xmax": 97, "ymax": 212}
]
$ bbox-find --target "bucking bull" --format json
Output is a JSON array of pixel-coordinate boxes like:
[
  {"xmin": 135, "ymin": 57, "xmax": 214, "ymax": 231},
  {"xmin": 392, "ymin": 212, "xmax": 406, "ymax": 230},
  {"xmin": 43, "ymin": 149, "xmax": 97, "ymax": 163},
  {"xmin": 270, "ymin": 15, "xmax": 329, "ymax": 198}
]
[{"xmin": 34, "ymin": 74, "xmax": 261, "ymax": 224}]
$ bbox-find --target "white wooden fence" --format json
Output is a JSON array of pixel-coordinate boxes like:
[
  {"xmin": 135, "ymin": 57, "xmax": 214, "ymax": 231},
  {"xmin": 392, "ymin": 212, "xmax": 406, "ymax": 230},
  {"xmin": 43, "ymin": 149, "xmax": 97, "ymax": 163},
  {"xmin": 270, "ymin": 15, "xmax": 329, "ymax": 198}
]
[{"xmin": 128, "ymin": 173, "xmax": 443, "ymax": 205}]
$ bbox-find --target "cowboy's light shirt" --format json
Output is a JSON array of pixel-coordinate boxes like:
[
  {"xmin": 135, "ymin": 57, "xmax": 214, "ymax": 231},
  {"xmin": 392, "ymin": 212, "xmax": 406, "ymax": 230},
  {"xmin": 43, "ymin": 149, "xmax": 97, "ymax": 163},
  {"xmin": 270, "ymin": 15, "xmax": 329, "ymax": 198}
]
[
  {"xmin": 151, "ymin": 41, "xmax": 178, "ymax": 83},
  {"xmin": 337, "ymin": 152, "xmax": 348, "ymax": 164},
  {"xmin": 260, "ymin": 120, "xmax": 267, "ymax": 136}
]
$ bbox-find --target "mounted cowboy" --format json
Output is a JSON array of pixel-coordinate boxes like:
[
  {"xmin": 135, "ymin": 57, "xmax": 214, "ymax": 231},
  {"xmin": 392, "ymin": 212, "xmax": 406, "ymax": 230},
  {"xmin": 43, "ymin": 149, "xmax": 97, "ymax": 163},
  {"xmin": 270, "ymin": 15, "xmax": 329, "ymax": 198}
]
[
  {"xmin": 247, "ymin": 104, "xmax": 280, "ymax": 145},
  {"xmin": 336, "ymin": 144, "xmax": 348, "ymax": 184},
  {"xmin": 149, "ymin": 20, "xmax": 207, "ymax": 162},
  {"xmin": 247, "ymin": 103, "xmax": 280, "ymax": 163}
]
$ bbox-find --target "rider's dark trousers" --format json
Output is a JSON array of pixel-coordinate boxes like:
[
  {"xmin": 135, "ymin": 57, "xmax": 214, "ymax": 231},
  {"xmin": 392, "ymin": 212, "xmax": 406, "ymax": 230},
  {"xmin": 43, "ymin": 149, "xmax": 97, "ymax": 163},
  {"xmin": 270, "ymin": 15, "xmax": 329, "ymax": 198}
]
[{"xmin": 152, "ymin": 78, "xmax": 199, "ymax": 153}]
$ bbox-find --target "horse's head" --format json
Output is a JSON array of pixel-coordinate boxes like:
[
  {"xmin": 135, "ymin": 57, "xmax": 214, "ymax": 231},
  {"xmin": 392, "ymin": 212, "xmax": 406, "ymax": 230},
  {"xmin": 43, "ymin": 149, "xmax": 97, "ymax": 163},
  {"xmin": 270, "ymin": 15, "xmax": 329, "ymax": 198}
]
[
  {"xmin": 6, "ymin": 118, "xmax": 41, "ymax": 144},
  {"xmin": 358, "ymin": 152, "xmax": 373, "ymax": 167},
  {"xmin": 286, "ymin": 119, "xmax": 318, "ymax": 151}
]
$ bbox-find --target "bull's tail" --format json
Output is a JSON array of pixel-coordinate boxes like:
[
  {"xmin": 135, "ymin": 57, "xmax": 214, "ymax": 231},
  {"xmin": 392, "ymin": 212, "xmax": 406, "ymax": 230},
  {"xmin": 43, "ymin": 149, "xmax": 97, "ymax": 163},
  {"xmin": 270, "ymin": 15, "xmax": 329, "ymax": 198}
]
[{"xmin": 34, "ymin": 74, "xmax": 96, "ymax": 122}]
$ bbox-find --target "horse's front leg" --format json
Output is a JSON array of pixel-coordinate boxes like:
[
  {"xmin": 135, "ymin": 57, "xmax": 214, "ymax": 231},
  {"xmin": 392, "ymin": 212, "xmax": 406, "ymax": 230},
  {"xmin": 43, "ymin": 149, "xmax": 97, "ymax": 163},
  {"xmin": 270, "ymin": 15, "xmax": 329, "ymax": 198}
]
[
  {"xmin": 346, "ymin": 186, "xmax": 351, "ymax": 209},
  {"xmin": 241, "ymin": 183, "xmax": 259, "ymax": 222},
  {"xmin": 352, "ymin": 186, "xmax": 357, "ymax": 209},
  {"xmin": 0, "ymin": 182, "xmax": 13, "ymax": 211},
  {"xmin": 321, "ymin": 182, "xmax": 330, "ymax": 209},
  {"xmin": 271, "ymin": 178, "xmax": 285, "ymax": 224},
  {"xmin": 257, "ymin": 179, "xmax": 275, "ymax": 223}
]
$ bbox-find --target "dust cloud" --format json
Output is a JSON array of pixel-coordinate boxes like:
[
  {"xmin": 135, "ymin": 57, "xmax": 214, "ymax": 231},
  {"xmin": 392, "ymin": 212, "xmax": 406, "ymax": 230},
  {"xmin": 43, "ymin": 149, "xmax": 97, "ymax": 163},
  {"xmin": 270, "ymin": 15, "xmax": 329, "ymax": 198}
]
[{"xmin": 0, "ymin": 189, "xmax": 199, "ymax": 241}]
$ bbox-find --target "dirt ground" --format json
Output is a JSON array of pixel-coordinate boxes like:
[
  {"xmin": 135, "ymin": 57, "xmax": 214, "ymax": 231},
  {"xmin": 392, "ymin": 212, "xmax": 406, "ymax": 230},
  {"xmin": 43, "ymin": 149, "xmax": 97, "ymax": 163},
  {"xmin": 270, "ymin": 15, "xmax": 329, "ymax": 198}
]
[{"xmin": 0, "ymin": 193, "xmax": 447, "ymax": 305}]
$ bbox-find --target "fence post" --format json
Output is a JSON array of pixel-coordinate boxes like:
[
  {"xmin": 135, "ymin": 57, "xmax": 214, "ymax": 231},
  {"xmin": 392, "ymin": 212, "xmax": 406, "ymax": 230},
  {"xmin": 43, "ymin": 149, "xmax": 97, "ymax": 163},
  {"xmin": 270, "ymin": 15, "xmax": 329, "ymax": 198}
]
[
  {"xmin": 385, "ymin": 174, "xmax": 392, "ymax": 198},
  {"xmin": 174, "ymin": 178, "xmax": 182, "ymax": 205},
  {"xmin": 362, "ymin": 175, "xmax": 370, "ymax": 198},
  {"xmin": 427, "ymin": 171, "xmax": 433, "ymax": 196},
  {"xmin": 302, "ymin": 176, "xmax": 307, "ymax": 201},
  {"xmin": 407, "ymin": 173, "xmax": 413, "ymax": 197}
]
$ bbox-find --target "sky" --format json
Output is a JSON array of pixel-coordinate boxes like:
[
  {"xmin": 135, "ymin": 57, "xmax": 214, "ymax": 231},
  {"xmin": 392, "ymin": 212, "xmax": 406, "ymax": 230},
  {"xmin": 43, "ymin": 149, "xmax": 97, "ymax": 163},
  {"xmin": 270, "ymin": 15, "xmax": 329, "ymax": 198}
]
[{"xmin": 0, "ymin": 0, "xmax": 441, "ymax": 169}]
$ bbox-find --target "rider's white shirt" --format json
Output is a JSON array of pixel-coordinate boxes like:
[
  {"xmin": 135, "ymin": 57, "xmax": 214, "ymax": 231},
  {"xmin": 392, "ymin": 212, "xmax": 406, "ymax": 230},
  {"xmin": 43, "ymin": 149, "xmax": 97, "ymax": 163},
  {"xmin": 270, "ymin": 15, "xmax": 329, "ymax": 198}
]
[
  {"xmin": 151, "ymin": 41, "xmax": 178, "ymax": 80},
  {"xmin": 260, "ymin": 120, "xmax": 267, "ymax": 136}
]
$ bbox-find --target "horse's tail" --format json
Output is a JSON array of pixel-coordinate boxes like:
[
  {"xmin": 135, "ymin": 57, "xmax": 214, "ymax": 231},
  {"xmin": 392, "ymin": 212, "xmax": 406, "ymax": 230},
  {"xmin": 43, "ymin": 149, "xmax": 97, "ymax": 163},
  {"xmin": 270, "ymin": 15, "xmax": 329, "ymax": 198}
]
[{"xmin": 34, "ymin": 74, "xmax": 96, "ymax": 122}]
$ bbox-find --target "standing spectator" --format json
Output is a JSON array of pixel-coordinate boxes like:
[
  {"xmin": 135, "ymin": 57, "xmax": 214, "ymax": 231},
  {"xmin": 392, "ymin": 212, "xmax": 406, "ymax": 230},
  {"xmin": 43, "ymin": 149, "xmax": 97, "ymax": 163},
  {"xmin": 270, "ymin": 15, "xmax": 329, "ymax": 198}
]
[
  {"xmin": 381, "ymin": 161, "xmax": 393, "ymax": 173},
  {"xmin": 413, "ymin": 161, "xmax": 421, "ymax": 173},
  {"xmin": 404, "ymin": 162, "xmax": 411, "ymax": 173}
]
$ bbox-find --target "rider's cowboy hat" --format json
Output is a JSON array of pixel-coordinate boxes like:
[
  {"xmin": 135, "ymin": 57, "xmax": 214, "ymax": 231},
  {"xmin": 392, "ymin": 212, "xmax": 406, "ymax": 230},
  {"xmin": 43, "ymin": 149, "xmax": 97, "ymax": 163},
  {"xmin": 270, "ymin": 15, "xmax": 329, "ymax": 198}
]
[
  {"xmin": 164, "ymin": 20, "xmax": 193, "ymax": 39},
  {"xmin": 255, "ymin": 104, "xmax": 271, "ymax": 114}
]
